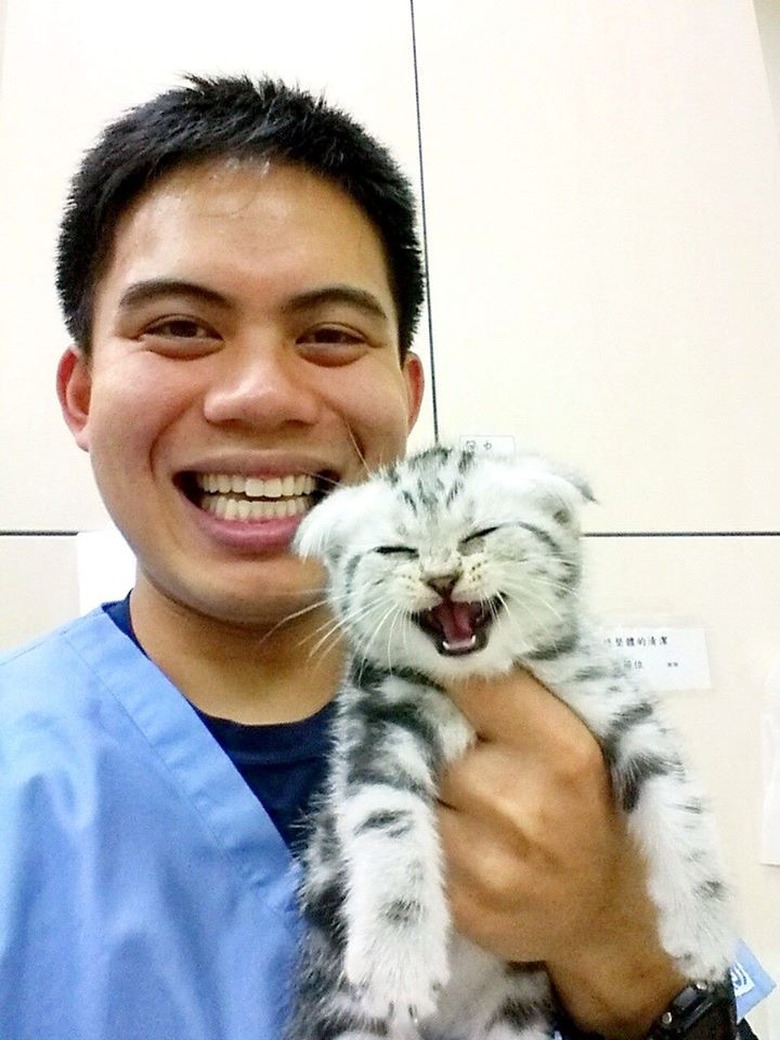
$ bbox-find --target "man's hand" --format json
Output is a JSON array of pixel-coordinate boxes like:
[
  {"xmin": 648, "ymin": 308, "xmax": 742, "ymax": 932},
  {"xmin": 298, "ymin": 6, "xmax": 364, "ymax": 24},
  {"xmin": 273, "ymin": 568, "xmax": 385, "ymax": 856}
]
[{"xmin": 437, "ymin": 669, "xmax": 684, "ymax": 1039}]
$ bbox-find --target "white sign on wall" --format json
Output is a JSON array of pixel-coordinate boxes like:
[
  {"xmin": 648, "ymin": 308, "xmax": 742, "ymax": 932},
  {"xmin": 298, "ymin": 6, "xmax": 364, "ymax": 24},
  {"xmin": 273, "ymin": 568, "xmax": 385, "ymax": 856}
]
[{"xmin": 600, "ymin": 623, "xmax": 711, "ymax": 692}]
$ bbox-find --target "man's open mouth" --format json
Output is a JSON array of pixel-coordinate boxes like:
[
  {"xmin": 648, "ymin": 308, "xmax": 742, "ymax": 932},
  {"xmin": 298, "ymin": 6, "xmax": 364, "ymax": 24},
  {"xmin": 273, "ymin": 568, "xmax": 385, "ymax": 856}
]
[
  {"xmin": 178, "ymin": 471, "xmax": 336, "ymax": 522},
  {"xmin": 414, "ymin": 597, "xmax": 500, "ymax": 657}
]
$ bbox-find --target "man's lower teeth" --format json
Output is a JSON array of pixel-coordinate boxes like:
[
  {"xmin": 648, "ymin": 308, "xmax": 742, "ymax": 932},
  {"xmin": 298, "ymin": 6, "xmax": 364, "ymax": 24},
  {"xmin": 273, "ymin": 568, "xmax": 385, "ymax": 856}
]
[{"xmin": 203, "ymin": 496, "xmax": 310, "ymax": 520}]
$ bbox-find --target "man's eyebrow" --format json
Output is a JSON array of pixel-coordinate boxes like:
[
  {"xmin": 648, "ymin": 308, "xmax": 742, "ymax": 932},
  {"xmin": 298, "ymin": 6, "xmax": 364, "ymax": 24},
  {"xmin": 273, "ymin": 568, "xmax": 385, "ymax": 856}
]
[
  {"xmin": 282, "ymin": 285, "xmax": 391, "ymax": 322},
  {"xmin": 117, "ymin": 279, "xmax": 228, "ymax": 311},
  {"xmin": 116, "ymin": 280, "xmax": 391, "ymax": 323}
]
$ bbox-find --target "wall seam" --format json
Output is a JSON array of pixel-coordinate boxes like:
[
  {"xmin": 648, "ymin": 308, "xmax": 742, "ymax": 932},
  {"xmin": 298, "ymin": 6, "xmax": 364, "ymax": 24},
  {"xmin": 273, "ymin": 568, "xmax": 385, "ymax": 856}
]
[{"xmin": 409, "ymin": 0, "xmax": 439, "ymax": 441}]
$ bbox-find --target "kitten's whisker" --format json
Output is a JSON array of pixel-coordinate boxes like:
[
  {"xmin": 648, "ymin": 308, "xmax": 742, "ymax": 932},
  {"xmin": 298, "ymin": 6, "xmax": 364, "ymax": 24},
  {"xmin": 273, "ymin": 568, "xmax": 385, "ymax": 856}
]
[
  {"xmin": 311, "ymin": 472, "xmax": 341, "ymax": 489},
  {"xmin": 358, "ymin": 601, "xmax": 401, "ymax": 667},
  {"xmin": 401, "ymin": 609, "xmax": 413, "ymax": 662},
  {"xmin": 301, "ymin": 615, "xmax": 345, "ymax": 657},
  {"xmin": 497, "ymin": 578, "xmax": 567, "ymax": 626},
  {"xmin": 490, "ymin": 591, "xmax": 508, "ymax": 621},
  {"xmin": 299, "ymin": 588, "xmax": 383, "ymax": 648},
  {"xmin": 225, "ymin": 594, "xmax": 335, "ymax": 653},
  {"xmin": 384, "ymin": 604, "xmax": 409, "ymax": 673},
  {"xmin": 307, "ymin": 595, "xmax": 393, "ymax": 662},
  {"xmin": 302, "ymin": 598, "xmax": 381, "ymax": 656},
  {"xmin": 305, "ymin": 618, "xmax": 347, "ymax": 661},
  {"xmin": 338, "ymin": 414, "xmax": 372, "ymax": 481},
  {"xmin": 267, "ymin": 597, "xmax": 331, "ymax": 630}
]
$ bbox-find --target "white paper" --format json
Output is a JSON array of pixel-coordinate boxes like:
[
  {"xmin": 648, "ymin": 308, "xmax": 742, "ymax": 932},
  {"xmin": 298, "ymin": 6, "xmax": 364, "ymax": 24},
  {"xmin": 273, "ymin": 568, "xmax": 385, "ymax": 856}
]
[
  {"xmin": 600, "ymin": 623, "xmax": 711, "ymax": 692},
  {"xmin": 760, "ymin": 654, "xmax": 780, "ymax": 866},
  {"xmin": 76, "ymin": 527, "xmax": 136, "ymax": 615}
]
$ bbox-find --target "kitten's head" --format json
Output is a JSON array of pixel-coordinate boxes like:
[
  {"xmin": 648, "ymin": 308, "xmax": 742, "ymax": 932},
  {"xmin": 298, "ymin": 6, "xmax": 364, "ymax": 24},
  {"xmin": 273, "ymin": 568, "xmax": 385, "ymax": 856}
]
[{"xmin": 293, "ymin": 445, "xmax": 593, "ymax": 680}]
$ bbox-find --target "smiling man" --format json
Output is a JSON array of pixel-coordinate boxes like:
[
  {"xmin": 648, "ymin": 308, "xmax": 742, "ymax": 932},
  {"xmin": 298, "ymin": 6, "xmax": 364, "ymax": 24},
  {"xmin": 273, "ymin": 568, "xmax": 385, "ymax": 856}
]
[
  {"xmin": 0, "ymin": 75, "xmax": 732, "ymax": 1040},
  {"xmin": 57, "ymin": 154, "xmax": 423, "ymax": 725}
]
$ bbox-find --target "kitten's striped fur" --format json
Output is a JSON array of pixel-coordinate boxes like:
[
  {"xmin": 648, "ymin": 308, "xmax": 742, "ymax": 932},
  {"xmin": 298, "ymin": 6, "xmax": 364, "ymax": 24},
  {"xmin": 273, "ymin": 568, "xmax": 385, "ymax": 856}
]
[{"xmin": 287, "ymin": 445, "xmax": 733, "ymax": 1040}]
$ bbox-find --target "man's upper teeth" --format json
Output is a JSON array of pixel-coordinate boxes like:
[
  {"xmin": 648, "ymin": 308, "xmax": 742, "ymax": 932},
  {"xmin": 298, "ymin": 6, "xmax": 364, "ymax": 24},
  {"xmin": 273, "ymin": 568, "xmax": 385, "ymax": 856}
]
[{"xmin": 198, "ymin": 474, "xmax": 317, "ymax": 498}]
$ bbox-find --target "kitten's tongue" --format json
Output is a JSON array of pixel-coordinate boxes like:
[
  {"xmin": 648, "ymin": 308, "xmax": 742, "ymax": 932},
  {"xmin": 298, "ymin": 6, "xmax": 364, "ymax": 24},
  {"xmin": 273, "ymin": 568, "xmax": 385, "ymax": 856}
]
[{"xmin": 430, "ymin": 600, "xmax": 476, "ymax": 647}]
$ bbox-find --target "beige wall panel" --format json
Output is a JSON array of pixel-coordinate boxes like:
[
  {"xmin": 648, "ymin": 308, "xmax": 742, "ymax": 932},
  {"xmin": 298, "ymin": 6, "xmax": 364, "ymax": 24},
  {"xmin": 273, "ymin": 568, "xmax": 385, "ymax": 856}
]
[
  {"xmin": 754, "ymin": 0, "xmax": 780, "ymax": 132},
  {"xmin": 0, "ymin": 536, "xmax": 78, "ymax": 648},
  {"xmin": 0, "ymin": 0, "xmax": 8, "ymax": 75},
  {"xmin": 583, "ymin": 533, "xmax": 780, "ymax": 1034},
  {"xmin": 0, "ymin": 0, "xmax": 432, "ymax": 532},
  {"xmin": 414, "ymin": 0, "xmax": 780, "ymax": 533}
]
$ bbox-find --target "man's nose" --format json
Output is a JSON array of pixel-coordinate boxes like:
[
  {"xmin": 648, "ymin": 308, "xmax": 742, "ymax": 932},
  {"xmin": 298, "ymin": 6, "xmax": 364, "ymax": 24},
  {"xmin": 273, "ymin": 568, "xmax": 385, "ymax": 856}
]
[{"xmin": 202, "ymin": 340, "xmax": 320, "ymax": 429}]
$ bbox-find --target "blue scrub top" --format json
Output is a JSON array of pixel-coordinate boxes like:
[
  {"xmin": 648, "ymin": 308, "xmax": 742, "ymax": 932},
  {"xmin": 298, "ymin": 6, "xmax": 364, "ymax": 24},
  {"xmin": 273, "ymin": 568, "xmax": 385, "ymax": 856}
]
[
  {"xmin": 0, "ymin": 608, "xmax": 300, "ymax": 1040},
  {"xmin": 0, "ymin": 610, "xmax": 772, "ymax": 1038}
]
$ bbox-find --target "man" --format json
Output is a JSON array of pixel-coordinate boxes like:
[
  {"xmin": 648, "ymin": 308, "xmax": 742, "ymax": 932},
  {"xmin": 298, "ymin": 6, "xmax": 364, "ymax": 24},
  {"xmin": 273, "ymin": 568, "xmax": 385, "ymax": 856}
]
[{"xmin": 0, "ymin": 75, "xmax": 737, "ymax": 1039}]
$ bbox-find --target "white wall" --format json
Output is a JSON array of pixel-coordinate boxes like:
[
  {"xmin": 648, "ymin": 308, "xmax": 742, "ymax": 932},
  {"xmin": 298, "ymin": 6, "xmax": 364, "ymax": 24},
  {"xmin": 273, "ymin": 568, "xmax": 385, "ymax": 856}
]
[
  {"xmin": 415, "ymin": 0, "xmax": 780, "ymax": 533},
  {"xmin": 1, "ymin": 1, "xmax": 778, "ymax": 1034}
]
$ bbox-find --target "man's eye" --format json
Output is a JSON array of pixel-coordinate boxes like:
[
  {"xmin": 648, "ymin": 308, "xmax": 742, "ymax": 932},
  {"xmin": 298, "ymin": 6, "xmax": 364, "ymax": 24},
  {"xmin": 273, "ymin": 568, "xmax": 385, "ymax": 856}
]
[
  {"xmin": 296, "ymin": 325, "xmax": 370, "ymax": 367},
  {"xmin": 299, "ymin": 326, "xmax": 364, "ymax": 345},
  {"xmin": 144, "ymin": 318, "xmax": 215, "ymax": 339}
]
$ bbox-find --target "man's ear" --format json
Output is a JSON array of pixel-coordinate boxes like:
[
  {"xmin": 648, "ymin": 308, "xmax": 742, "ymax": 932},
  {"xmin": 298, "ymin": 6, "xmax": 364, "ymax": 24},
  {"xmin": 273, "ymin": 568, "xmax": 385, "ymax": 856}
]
[
  {"xmin": 56, "ymin": 347, "xmax": 92, "ymax": 452},
  {"xmin": 402, "ymin": 351, "xmax": 425, "ymax": 433}
]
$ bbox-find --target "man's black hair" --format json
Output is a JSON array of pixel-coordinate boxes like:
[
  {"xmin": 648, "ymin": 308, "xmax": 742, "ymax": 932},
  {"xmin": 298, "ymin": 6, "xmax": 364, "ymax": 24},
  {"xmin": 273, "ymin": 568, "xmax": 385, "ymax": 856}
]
[{"xmin": 56, "ymin": 74, "xmax": 425, "ymax": 358}]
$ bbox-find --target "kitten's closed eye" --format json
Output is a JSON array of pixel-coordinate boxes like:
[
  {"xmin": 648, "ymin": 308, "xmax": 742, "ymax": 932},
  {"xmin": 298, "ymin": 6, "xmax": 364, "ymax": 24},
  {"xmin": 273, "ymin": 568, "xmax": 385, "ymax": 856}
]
[
  {"xmin": 373, "ymin": 545, "xmax": 417, "ymax": 557},
  {"xmin": 459, "ymin": 525, "xmax": 501, "ymax": 546}
]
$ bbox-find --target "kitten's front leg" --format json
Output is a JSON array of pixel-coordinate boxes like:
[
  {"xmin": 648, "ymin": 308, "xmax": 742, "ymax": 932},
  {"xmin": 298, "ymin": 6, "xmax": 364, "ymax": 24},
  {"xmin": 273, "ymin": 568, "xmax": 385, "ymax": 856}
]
[{"xmin": 338, "ymin": 782, "xmax": 451, "ymax": 1026}]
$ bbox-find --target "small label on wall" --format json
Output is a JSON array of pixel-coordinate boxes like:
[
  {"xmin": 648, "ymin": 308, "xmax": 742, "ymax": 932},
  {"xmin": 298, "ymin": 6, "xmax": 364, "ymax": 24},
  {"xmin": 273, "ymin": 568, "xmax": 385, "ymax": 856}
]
[
  {"xmin": 459, "ymin": 434, "xmax": 516, "ymax": 454},
  {"xmin": 600, "ymin": 624, "xmax": 711, "ymax": 692}
]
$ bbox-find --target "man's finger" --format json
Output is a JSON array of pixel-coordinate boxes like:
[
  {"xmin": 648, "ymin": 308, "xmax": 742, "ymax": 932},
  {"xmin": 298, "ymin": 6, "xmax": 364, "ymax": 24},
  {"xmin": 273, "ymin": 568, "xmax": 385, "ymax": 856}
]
[{"xmin": 445, "ymin": 668, "xmax": 592, "ymax": 748}]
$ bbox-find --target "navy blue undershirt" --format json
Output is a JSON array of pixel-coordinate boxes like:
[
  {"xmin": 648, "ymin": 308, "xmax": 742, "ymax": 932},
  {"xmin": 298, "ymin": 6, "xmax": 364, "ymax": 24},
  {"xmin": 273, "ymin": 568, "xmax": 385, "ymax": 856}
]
[
  {"xmin": 100, "ymin": 601, "xmax": 756, "ymax": 1040},
  {"xmin": 102, "ymin": 596, "xmax": 333, "ymax": 852}
]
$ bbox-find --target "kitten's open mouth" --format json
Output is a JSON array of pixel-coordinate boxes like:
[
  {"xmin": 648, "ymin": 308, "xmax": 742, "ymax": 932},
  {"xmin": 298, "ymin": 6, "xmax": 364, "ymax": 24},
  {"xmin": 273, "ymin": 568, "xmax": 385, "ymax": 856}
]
[{"xmin": 415, "ymin": 598, "xmax": 500, "ymax": 657}]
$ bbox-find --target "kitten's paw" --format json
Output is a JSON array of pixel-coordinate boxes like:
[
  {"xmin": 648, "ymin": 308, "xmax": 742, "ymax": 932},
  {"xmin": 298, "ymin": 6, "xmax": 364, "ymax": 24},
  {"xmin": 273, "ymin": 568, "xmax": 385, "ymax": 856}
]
[
  {"xmin": 345, "ymin": 937, "xmax": 449, "ymax": 1023},
  {"xmin": 653, "ymin": 889, "xmax": 734, "ymax": 982}
]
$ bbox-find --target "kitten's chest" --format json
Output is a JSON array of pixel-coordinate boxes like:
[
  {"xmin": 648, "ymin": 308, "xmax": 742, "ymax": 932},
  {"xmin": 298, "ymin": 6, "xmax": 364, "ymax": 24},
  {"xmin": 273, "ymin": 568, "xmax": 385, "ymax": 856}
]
[
  {"xmin": 349, "ymin": 673, "xmax": 476, "ymax": 767},
  {"xmin": 420, "ymin": 684, "xmax": 476, "ymax": 764}
]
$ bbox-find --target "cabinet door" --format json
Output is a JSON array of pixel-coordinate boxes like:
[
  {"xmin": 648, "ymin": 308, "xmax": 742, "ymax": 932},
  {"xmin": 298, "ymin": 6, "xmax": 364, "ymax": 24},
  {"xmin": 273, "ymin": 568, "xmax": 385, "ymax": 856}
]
[
  {"xmin": 0, "ymin": 0, "xmax": 431, "ymax": 532},
  {"xmin": 413, "ymin": 0, "xmax": 780, "ymax": 533}
]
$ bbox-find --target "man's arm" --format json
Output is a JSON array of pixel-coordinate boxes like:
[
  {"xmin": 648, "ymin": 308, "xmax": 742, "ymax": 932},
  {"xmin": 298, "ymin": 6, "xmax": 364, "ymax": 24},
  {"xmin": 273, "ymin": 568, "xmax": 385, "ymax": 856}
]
[{"xmin": 437, "ymin": 670, "xmax": 685, "ymax": 1039}]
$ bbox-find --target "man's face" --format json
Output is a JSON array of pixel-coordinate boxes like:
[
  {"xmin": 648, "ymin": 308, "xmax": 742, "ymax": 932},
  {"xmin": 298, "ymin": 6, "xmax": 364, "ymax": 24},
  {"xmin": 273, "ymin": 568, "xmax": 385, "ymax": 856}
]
[{"xmin": 58, "ymin": 160, "xmax": 424, "ymax": 626}]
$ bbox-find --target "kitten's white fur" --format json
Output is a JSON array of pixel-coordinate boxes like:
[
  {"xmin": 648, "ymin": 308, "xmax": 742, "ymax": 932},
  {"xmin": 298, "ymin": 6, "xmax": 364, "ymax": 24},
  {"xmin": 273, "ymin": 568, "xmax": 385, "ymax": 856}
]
[{"xmin": 289, "ymin": 447, "xmax": 734, "ymax": 1040}]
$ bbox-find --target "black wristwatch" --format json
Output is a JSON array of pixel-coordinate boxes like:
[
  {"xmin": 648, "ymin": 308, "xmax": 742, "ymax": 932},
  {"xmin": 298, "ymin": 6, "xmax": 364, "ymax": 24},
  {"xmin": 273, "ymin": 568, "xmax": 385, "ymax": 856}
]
[
  {"xmin": 557, "ymin": 975, "xmax": 739, "ymax": 1040},
  {"xmin": 648, "ymin": 976, "xmax": 738, "ymax": 1040}
]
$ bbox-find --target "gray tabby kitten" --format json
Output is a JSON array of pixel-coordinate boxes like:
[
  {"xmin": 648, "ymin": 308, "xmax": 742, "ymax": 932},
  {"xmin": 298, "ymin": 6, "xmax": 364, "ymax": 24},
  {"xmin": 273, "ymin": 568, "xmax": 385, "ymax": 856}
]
[{"xmin": 287, "ymin": 445, "xmax": 733, "ymax": 1040}]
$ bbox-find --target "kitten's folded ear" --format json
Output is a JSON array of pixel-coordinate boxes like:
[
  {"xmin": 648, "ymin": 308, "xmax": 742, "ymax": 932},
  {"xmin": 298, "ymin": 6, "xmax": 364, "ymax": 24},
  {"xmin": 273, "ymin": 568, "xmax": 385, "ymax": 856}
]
[
  {"xmin": 528, "ymin": 462, "xmax": 596, "ymax": 527},
  {"xmin": 570, "ymin": 473, "xmax": 596, "ymax": 505},
  {"xmin": 292, "ymin": 485, "xmax": 362, "ymax": 563}
]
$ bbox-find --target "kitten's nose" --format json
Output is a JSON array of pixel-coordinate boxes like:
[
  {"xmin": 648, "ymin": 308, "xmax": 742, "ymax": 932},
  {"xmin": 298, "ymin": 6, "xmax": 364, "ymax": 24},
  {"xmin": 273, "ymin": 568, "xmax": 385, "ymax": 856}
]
[{"xmin": 424, "ymin": 573, "xmax": 460, "ymax": 599}]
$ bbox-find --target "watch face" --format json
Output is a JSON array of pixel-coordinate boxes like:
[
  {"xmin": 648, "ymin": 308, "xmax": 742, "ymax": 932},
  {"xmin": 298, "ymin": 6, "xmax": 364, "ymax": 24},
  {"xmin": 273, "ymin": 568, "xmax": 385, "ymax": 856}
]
[{"xmin": 659, "ymin": 978, "xmax": 737, "ymax": 1040}]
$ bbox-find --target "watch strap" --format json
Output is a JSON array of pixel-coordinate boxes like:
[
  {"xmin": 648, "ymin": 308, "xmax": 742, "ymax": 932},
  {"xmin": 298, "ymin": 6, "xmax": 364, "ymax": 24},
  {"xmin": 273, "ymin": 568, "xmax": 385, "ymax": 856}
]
[
  {"xmin": 649, "ymin": 975, "xmax": 738, "ymax": 1040},
  {"xmin": 556, "ymin": 975, "xmax": 739, "ymax": 1040}
]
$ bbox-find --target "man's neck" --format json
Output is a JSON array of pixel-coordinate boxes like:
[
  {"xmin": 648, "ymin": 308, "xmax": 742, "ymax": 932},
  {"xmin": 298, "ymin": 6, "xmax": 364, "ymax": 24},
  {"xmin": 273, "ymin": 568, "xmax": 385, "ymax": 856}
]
[{"xmin": 128, "ymin": 582, "xmax": 344, "ymax": 725}]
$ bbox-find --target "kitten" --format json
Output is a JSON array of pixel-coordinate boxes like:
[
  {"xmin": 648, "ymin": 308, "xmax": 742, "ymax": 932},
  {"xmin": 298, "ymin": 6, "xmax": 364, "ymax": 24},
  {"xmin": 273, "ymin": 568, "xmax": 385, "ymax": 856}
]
[{"xmin": 287, "ymin": 445, "xmax": 734, "ymax": 1040}]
